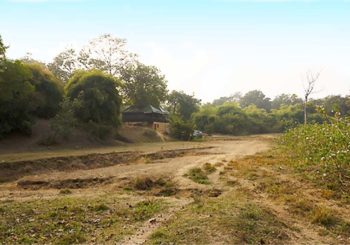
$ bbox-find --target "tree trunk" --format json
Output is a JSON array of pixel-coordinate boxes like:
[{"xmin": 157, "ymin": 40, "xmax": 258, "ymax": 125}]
[{"xmin": 304, "ymin": 97, "xmax": 308, "ymax": 125}]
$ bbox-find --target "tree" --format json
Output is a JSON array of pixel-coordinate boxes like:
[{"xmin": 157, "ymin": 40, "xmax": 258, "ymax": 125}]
[
  {"xmin": 121, "ymin": 62, "xmax": 168, "ymax": 108},
  {"xmin": 78, "ymin": 34, "xmax": 136, "ymax": 77},
  {"xmin": 271, "ymin": 93, "xmax": 303, "ymax": 109},
  {"xmin": 168, "ymin": 90, "xmax": 201, "ymax": 120},
  {"xmin": 65, "ymin": 70, "xmax": 122, "ymax": 126},
  {"xmin": 303, "ymin": 70, "xmax": 320, "ymax": 124},
  {"xmin": 169, "ymin": 115, "xmax": 194, "ymax": 141},
  {"xmin": 240, "ymin": 90, "xmax": 271, "ymax": 111},
  {"xmin": 212, "ymin": 92, "xmax": 242, "ymax": 106},
  {"xmin": 0, "ymin": 60, "xmax": 34, "ymax": 137},
  {"xmin": 25, "ymin": 62, "xmax": 64, "ymax": 118},
  {"xmin": 0, "ymin": 35, "xmax": 8, "ymax": 71},
  {"xmin": 48, "ymin": 34, "xmax": 137, "ymax": 82},
  {"xmin": 48, "ymin": 48, "xmax": 78, "ymax": 82}
]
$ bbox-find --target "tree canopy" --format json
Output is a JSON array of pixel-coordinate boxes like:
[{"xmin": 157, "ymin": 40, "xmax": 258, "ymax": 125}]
[
  {"xmin": 0, "ymin": 60, "xmax": 34, "ymax": 137},
  {"xmin": 240, "ymin": 90, "xmax": 271, "ymax": 111},
  {"xmin": 121, "ymin": 62, "xmax": 168, "ymax": 108},
  {"xmin": 0, "ymin": 35, "xmax": 8, "ymax": 71},
  {"xmin": 48, "ymin": 34, "xmax": 136, "ymax": 82},
  {"xmin": 167, "ymin": 90, "xmax": 201, "ymax": 120},
  {"xmin": 25, "ymin": 62, "xmax": 64, "ymax": 118},
  {"xmin": 65, "ymin": 70, "xmax": 122, "ymax": 126}
]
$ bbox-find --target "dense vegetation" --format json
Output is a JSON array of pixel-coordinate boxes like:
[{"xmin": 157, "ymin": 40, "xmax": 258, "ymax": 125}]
[
  {"xmin": 281, "ymin": 108, "xmax": 350, "ymax": 194},
  {"xmin": 1, "ymin": 33, "xmax": 350, "ymax": 141}
]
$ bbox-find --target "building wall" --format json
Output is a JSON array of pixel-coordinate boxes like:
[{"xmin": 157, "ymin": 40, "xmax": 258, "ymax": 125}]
[{"xmin": 152, "ymin": 122, "xmax": 170, "ymax": 134}]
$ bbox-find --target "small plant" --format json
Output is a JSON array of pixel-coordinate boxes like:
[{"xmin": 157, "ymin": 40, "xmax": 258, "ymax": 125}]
[
  {"xmin": 203, "ymin": 163, "xmax": 216, "ymax": 174},
  {"xmin": 59, "ymin": 189, "xmax": 72, "ymax": 195},
  {"xmin": 92, "ymin": 203, "xmax": 110, "ymax": 212},
  {"xmin": 310, "ymin": 206, "xmax": 339, "ymax": 228},
  {"xmin": 134, "ymin": 177, "xmax": 155, "ymax": 190},
  {"xmin": 184, "ymin": 167, "xmax": 210, "ymax": 184},
  {"xmin": 133, "ymin": 200, "xmax": 162, "ymax": 221}
]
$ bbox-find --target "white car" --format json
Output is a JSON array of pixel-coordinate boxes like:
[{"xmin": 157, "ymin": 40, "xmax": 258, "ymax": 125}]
[{"xmin": 193, "ymin": 130, "xmax": 203, "ymax": 138}]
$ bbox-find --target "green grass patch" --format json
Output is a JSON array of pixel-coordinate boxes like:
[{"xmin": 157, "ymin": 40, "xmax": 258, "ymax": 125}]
[
  {"xmin": 184, "ymin": 167, "xmax": 210, "ymax": 185},
  {"xmin": 147, "ymin": 190, "xmax": 289, "ymax": 245},
  {"xmin": 0, "ymin": 195, "xmax": 166, "ymax": 244}
]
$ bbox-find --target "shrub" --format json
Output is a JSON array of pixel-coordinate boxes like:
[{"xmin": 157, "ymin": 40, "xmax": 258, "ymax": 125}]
[
  {"xmin": 169, "ymin": 116, "xmax": 194, "ymax": 141},
  {"xmin": 26, "ymin": 62, "xmax": 64, "ymax": 118},
  {"xmin": 0, "ymin": 60, "xmax": 34, "ymax": 138},
  {"xmin": 84, "ymin": 121, "xmax": 113, "ymax": 140},
  {"xmin": 50, "ymin": 97, "xmax": 78, "ymax": 140},
  {"xmin": 66, "ymin": 70, "xmax": 122, "ymax": 127},
  {"xmin": 281, "ymin": 108, "xmax": 350, "ymax": 192}
]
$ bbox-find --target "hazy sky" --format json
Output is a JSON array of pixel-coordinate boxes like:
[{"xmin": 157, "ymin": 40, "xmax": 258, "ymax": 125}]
[{"xmin": 1, "ymin": 0, "xmax": 350, "ymax": 102}]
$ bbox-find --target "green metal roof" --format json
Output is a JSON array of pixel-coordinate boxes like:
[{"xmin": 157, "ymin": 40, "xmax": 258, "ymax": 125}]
[{"xmin": 123, "ymin": 105, "xmax": 169, "ymax": 114}]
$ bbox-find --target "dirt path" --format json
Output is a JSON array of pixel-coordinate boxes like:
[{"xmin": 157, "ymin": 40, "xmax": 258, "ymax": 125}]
[
  {"xmin": 0, "ymin": 136, "xmax": 271, "ymax": 201},
  {"xmin": 4, "ymin": 134, "xmax": 345, "ymax": 244}
]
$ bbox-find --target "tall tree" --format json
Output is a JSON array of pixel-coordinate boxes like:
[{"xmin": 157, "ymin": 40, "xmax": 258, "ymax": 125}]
[
  {"xmin": 121, "ymin": 62, "xmax": 168, "ymax": 108},
  {"xmin": 212, "ymin": 92, "xmax": 242, "ymax": 106},
  {"xmin": 78, "ymin": 34, "xmax": 136, "ymax": 77},
  {"xmin": 168, "ymin": 90, "xmax": 201, "ymax": 120},
  {"xmin": 47, "ymin": 48, "xmax": 78, "ymax": 82},
  {"xmin": 48, "ymin": 34, "xmax": 137, "ymax": 82},
  {"xmin": 240, "ymin": 90, "xmax": 271, "ymax": 111},
  {"xmin": 271, "ymin": 93, "xmax": 303, "ymax": 109}
]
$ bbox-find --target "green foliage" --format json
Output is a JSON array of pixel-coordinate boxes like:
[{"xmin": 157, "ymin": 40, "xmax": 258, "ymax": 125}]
[
  {"xmin": 167, "ymin": 90, "xmax": 201, "ymax": 120},
  {"xmin": 50, "ymin": 97, "xmax": 78, "ymax": 140},
  {"xmin": 0, "ymin": 60, "xmax": 34, "ymax": 137},
  {"xmin": 169, "ymin": 115, "xmax": 194, "ymax": 140},
  {"xmin": 240, "ymin": 90, "xmax": 271, "ymax": 111},
  {"xmin": 133, "ymin": 200, "xmax": 162, "ymax": 221},
  {"xmin": 271, "ymin": 93, "xmax": 303, "ymax": 109},
  {"xmin": 83, "ymin": 121, "xmax": 114, "ymax": 140},
  {"xmin": 184, "ymin": 167, "xmax": 210, "ymax": 184},
  {"xmin": 121, "ymin": 62, "xmax": 168, "ymax": 108},
  {"xmin": 281, "ymin": 109, "xmax": 350, "ymax": 192},
  {"xmin": 25, "ymin": 62, "xmax": 64, "ymax": 118},
  {"xmin": 0, "ymin": 35, "xmax": 8, "ymax": 71},
  {"xmin": 66, "ymin": 70, "xmax": 122, "ymax": 127},
  {"xmin": 194, "ymin": 102, "xmax": 276, "ymax": 135}
]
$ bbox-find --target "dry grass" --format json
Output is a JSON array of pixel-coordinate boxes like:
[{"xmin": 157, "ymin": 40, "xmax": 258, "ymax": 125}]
[
  {"xmin": 0, "ymin": 194, "xmax": 167, "ymax": 244},
  {"xmin": 147, "ymin": 189, "xmax": 290, "ymax": 245},
  {"xmin": 222, "ymin": 150, "xmax": 350, "ymax": 239}
]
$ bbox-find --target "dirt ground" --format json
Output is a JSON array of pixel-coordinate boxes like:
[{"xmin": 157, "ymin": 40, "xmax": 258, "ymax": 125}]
[
  {"xmin": 0, "ymin": 135, "xmax": 271, "ymax": 200},
  {"xmin": 1, "ymin": 134, "xmax": 349, "ymax": 244}
]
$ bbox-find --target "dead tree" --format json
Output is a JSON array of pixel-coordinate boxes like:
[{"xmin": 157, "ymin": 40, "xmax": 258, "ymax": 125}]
[{"xmin": 303, "ymin": 70, "xmax": 320, "ymax": 124}]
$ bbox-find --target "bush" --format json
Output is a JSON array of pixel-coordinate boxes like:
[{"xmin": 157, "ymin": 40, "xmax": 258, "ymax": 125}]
[
  {"xmin": 66, "ymin": 70, "xmax": 122, "ymax": 127},
  {"xmin": 84, "ymin": 121, "xmax": 113, "ymax": 140},
  {"xmin": 281, "ymin": 108, "xmax": 350, "ymax": 192},
  {"xmin": 169, "ymin": 116, "xmax": 194, "ymax": 141},
  {"xmin": 0, "ymin": 60, "xmax": 34, "ymax": 138},
  {"xmin": 50, "ymin": 97, "xmax": 78, "ymax": 140},
  {"xmin": 26, "ymin": 62, "xmax": 64, "ymax": 118}
]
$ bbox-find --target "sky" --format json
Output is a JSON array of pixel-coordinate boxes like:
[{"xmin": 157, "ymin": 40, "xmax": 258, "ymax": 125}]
[{"xmin": 1, "ymin": 0, "xmax": 350, "ymax": 102}]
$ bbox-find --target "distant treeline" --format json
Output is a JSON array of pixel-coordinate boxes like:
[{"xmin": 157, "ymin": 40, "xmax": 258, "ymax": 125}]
[
  {"xmin": 1, "ymin": 34, "xmax": 349, "ymax": 141},
  {"xmin": 193, "ymin": 91, "xmax": 350, "ymax": 135}
]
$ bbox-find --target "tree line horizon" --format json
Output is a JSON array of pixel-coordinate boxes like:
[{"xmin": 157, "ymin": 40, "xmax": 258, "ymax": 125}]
[{"xmin": 1, "ymin": 33, "xmax": 349, "ymax": 140}]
